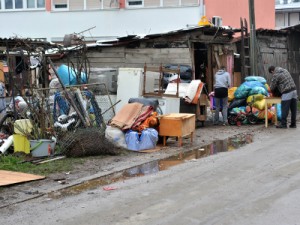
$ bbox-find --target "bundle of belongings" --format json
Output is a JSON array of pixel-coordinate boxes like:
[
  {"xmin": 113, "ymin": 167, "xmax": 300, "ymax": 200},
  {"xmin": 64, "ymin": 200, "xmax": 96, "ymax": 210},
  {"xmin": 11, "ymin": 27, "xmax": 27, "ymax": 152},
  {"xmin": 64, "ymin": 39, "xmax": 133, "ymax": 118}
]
[
  {"xmin": 106, "ymin": 98, "xmax": 160, "ymax": 151},
  {"xmin": 227, "ymin": 76, "xmax": 281, "ymax": 124}
]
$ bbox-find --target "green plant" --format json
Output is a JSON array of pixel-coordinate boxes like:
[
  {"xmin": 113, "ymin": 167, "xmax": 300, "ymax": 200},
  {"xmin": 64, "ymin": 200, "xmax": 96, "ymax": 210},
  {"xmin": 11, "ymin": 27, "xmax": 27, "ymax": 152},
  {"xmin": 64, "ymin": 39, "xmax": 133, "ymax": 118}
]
[{"xmin": 0, "ymin": 154, "xmax": 85, "ymax": 176}]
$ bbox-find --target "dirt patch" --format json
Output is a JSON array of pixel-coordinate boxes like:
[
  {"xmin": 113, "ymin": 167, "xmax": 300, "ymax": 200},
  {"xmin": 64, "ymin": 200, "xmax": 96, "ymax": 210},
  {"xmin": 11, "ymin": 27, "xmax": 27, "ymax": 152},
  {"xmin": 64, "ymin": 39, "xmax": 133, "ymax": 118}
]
[{"xmin": 0, "ymin": 122, "xmax": 274, "ymax": 208}]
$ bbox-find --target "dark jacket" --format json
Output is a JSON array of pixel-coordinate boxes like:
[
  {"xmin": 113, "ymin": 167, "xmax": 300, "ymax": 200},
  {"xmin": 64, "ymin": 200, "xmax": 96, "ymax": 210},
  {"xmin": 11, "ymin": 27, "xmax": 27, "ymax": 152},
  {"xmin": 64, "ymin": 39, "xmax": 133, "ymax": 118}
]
[{"xmin": 270, "ymin": 67, "xmax": 296, "ymax": 94}]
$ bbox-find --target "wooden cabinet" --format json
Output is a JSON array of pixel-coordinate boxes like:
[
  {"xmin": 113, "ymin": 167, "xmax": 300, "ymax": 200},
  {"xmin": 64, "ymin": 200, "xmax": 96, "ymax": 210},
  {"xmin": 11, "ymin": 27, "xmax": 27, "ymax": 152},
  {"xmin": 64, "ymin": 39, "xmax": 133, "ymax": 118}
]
[
  {"xmin": 197, "ymin": 93, "xmax": 208, "ymax": 125},
  {"xmin": 159, "ymin": 113, "xmax": 195, "ymax": 146}
]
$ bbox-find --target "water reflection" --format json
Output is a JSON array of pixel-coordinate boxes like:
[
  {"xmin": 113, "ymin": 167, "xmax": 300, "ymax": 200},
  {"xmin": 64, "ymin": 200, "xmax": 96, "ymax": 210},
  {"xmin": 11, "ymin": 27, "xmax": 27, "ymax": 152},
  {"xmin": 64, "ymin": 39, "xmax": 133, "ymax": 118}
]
[{"xmin": 48, "ymin": 133, "xmax": 253, "ymax": 198}]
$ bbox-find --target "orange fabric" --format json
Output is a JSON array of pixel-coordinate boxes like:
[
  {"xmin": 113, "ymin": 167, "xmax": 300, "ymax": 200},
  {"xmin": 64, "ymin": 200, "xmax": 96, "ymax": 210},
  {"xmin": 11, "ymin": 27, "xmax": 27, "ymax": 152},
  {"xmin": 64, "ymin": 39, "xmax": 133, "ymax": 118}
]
[{"xmin": 136, "ymin": 112, "xmax": 159, "ymax": 132}]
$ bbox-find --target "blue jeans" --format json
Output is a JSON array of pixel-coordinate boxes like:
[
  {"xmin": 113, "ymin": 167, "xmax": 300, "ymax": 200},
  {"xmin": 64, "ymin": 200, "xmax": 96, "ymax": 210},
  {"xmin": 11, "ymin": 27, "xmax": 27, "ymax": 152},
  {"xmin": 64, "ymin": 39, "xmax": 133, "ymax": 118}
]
[
  {"xmin": 214, "ymin": 97, "xmax": 228, "ymax": 123},
  {"xmin": 280, "ymin": 98, "xmax": 297, "ymax": 127}
]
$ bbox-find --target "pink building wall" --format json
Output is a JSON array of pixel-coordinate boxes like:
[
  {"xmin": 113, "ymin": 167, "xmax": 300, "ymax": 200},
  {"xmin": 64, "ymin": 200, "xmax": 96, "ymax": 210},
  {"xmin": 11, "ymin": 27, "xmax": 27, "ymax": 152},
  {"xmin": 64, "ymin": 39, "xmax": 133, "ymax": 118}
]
[{"xmin": 205, "ymin": 0, "xmax": 275, "ymax": 29}]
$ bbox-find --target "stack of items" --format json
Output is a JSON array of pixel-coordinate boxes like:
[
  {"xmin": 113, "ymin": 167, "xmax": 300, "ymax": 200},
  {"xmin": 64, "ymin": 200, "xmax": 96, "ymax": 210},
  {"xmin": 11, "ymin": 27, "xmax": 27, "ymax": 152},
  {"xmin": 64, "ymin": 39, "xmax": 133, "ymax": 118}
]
[
  {"xmin": 228, "ymin": 76, "xmax": 278, "ymax": 125},
  {"xmin": 106, "ymin": 100, "xmax": 160, "ymax": 151}
]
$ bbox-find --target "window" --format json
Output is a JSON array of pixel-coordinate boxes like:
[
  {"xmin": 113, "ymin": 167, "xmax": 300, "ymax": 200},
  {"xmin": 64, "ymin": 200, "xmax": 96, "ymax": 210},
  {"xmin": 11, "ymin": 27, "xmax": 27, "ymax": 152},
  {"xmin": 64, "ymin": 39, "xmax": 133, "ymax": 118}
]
[
  {"xmin": 15, "ymin": 0, "xmax": 22, "ymax": 8},
  {"xmin": 0, "ymin": 0, "xmax": 45, "ymax": 10},
  {"xmin": 27, "ymin": 0, "xmax": 45, "ymax": 8},
  {"xmin": 5, "ymin": 0, "xmax": 13, "ymax": 9},
  {"xmin": 53, "ymin": 0, "xmax": 68, "ymax": 10},
  {"xmin": 126, "ymin": 0, "xmax": 143, "ymax": 7}
]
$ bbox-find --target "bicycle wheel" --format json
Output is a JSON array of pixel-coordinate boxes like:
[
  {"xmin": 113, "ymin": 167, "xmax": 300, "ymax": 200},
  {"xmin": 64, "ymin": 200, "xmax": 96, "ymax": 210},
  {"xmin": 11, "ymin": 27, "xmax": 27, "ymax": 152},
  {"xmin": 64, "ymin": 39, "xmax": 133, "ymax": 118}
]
[
  {"xmin": 0, "ymin": 112, "xmax": 17, "ymax": 135},
  {"xmin": 247, "ymin": 114, "xmax": 258, "ymax": 125},
  {"xmin": 227, "ymin": 114, "xmax": 237, "ymax": 126}
]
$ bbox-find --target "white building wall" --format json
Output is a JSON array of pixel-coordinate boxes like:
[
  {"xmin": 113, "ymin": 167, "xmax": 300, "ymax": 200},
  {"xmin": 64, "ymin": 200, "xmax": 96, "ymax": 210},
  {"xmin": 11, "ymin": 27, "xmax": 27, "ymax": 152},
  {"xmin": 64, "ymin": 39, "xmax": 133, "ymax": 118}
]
[{"xmin": 0, "ymin": 6, "xmax": 202, "ymax": 41}]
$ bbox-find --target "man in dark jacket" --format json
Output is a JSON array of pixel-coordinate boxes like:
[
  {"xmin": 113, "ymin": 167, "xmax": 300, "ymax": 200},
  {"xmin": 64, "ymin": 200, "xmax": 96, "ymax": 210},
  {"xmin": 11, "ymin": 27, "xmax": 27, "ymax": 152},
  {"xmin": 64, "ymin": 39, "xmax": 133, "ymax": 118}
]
[{"xmin": 269, "ymin": 66, "xmax": 298, "ymax": 128}]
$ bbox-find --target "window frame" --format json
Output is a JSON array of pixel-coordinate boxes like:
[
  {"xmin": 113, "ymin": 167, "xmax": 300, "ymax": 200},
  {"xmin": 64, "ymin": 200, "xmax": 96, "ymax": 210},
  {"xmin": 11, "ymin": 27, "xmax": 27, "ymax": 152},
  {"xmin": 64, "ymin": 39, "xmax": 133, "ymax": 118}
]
[
  {"xmin": 0, "ymin": 0, "xmax": 45, "ymax": 11},
  {"xmin": 52, "ymin": 0, "xmax": 69, "ymax": 11},
  {"xmin": 126, "ymin": 0, "xmax": 144, "ymax": 8}
]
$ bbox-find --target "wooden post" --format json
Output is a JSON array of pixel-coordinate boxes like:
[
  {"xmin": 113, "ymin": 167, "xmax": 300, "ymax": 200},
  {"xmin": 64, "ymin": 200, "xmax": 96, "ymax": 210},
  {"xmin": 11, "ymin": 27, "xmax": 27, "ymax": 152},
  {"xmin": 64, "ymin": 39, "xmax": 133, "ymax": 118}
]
[
  {"xmin": 143, "ymin": 63, "xmax": 146, "ymax": 96},
  {"xmin": 249, "ymin": 0, "xmax": 258, "ymax": 75}
]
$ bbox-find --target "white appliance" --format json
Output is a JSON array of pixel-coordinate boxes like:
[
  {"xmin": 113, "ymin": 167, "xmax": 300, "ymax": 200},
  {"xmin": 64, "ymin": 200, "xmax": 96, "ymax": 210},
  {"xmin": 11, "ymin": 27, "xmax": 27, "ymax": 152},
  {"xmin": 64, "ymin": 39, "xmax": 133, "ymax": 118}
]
[
  {"xmin": 157, "ymin": 97, "xmax": 180, "ymax": 114},
  {"xmin": 212, "ymin": 16, "xmax": 222, "ymax": 27},
  {"xmin": 116, "ymin": 68, "xmax": 180, "ymax": 114},
  {"xmin": 116, "ymin": 68, "xmax": 159, "ymax": 112},
  {"xmin": 116, "ymin": 68, "xmax": 143, "ymax": 112}
]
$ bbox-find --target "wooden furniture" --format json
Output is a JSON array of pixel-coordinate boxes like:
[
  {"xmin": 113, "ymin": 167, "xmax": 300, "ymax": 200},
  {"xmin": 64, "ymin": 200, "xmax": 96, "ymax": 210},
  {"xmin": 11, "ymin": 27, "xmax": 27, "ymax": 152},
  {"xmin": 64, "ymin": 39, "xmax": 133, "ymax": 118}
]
[
  {"xmin": 197, "ymin": 93, "xmax": 208, "ymax": 126},
  {"xmin": 159, "ymin": 113, "xmax": 195, "ymax": 146},
  {"xmin": 264, "ymin": 97, "xmax": 281, "ymax": 128}
]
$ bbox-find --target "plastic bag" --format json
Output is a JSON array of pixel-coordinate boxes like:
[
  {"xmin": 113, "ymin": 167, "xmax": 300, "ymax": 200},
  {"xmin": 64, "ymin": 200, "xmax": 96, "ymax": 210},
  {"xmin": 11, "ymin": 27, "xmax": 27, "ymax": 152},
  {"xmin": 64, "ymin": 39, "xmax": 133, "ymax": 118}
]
[
  {"xmin": 247, "ymin": 94, "xmax": 265, "ymax": 103},
  {"xmin": 253, "ymin": 99, "xmax": 266, "ymax": 110},
  {"xmin": 228, "ymin": 98, "xmax": 247, "ymax": 110},
  {"xmin": 125, "ymin": 128, "xmax": 158, "ymax": 151},
  {"xmin": 105, "ymin": 126, "xmax": 127, "ymax": 148},
  {"xmin": 228, "ymin": 87, "xmax": 237, "ymax": 102},
  {"xmin": 276, "ymin": 103, "xmax": 282, "ymax": 121},
  {"xmin": 234, "ymin": 83, "xmax": 251, "ymax": 99},
  {"xmin": 249, "ymin": 86, "xmax": 268, "ymax": 96},
  {"xmin": 245, "ymin": 76, "xmax": 267, "ymax": 84}
]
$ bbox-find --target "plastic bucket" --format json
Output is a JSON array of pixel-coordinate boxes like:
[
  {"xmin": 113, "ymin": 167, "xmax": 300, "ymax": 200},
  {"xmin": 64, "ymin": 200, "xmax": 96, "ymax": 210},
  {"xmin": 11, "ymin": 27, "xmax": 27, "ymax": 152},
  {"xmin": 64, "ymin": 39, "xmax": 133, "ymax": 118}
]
[
  {"xmin": 30, "ymin": 139, "xmax": 56, "ymax": 157},
  {"xmin": 13, "ymin": 134, "xmax": 30, "ymax": 154}
]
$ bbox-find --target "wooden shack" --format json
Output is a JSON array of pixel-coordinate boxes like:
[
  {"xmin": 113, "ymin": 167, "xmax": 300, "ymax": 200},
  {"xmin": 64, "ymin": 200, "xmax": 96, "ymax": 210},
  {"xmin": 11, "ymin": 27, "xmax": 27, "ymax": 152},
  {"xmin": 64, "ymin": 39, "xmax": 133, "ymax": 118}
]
[
  {"xmin": 254, "ymin": 25, "xmax": 300, "ymax": 94},
  {"xmin": 58, "ymin": 26, "xmax": 240, "ymax": 93}
]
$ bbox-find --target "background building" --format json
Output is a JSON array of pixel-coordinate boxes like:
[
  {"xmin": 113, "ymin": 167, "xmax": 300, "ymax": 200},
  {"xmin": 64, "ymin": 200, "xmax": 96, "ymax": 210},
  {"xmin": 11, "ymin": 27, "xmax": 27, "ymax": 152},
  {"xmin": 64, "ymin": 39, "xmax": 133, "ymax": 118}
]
[
  {"xmin": 276, "ymin": 0, "xmax": 300, "ymax": 28},
  {"xmin": 0, "ymin": 0, "xmax": 275, "ymax": 42}
]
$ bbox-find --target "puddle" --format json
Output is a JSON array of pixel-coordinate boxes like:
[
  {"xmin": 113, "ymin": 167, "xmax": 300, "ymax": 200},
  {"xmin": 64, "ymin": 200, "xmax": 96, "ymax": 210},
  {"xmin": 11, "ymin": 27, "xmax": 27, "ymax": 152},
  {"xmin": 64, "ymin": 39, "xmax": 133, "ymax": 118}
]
[{"xmin": 48, "ymin": 133, "xmax": 253, "ymax": 199}]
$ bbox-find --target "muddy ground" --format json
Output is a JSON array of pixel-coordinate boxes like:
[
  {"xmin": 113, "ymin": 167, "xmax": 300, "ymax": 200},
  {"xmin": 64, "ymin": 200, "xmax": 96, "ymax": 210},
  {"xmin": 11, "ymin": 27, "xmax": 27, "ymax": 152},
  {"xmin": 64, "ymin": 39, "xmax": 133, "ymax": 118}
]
[{"xmin": 0, "ymin": 120, "xmax": 278, "ymax": 208}]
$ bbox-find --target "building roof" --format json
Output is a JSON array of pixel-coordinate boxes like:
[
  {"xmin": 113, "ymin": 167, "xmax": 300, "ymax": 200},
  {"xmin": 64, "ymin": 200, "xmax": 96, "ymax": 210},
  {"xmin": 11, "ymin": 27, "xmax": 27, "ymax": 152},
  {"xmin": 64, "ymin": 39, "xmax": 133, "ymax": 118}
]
[
  {"xmin": 0, "ymin": 37, "xmax": 58, "ymax": 50},
  {"xmin": 95, "ymin": 25, "xmax": 239, "ymax": 47},
  {"xmin": 276, "ymin": 2, "xmax": 300, "ymax": 12},
  {"xmin": 280, "ymin": 23, "xmax": 300, "ymax": 32}
]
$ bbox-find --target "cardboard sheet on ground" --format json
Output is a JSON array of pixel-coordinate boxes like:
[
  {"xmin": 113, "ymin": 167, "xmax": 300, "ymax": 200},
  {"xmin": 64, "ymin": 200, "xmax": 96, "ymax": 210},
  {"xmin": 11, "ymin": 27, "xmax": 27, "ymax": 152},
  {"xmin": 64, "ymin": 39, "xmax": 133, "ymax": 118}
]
[
  {"xmin": 0, "ymin": 170, "xmax": 45, "ymax": 186},
  {"xmin": 135, "ymin": 145, "xmax": 164, "ymax": 153}
]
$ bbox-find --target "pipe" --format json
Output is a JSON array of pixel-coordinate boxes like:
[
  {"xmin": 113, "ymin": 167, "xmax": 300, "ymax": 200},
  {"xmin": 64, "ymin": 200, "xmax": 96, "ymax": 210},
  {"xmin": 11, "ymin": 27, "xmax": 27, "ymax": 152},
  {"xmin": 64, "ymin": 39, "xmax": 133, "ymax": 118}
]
[{"xmin": 0, "ymin": 135, "xmax": 14, "ymax": 154}]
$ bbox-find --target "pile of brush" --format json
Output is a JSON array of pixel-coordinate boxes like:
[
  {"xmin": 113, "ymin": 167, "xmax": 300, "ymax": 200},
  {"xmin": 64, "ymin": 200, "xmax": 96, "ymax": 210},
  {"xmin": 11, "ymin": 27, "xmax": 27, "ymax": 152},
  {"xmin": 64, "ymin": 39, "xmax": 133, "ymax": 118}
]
[{"xmin": 58, "ymin": 128, "xmax": 125, "ymax": 157}]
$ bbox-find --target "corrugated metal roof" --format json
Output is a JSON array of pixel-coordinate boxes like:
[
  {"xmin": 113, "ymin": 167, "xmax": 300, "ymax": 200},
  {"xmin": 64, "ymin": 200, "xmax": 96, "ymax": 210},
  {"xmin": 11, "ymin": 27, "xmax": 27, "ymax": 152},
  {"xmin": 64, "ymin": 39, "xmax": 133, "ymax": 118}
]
[
  {"xmin": 0, "ymin": 37, "xmax": 58, "ymax": 49},
  {"xmin": 95, "ymin": 25, "xmax": 238, "ymax": 46}
]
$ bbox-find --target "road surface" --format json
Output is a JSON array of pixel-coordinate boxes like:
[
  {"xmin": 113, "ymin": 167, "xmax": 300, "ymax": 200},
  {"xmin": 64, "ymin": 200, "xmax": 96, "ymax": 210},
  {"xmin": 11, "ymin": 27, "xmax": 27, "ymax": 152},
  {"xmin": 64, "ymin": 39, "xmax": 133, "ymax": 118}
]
[{"xmin": 1, "ymin": 126, "xmax": 300, "ymax": 225}]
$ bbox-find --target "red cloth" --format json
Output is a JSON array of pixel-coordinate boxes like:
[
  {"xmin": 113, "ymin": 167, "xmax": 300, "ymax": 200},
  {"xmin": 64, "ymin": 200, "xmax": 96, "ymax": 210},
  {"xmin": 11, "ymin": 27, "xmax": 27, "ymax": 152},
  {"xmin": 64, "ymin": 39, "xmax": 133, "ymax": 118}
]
[{"xmin": 131, "ymin": 106, "xmax": 154, "ymax": 131}]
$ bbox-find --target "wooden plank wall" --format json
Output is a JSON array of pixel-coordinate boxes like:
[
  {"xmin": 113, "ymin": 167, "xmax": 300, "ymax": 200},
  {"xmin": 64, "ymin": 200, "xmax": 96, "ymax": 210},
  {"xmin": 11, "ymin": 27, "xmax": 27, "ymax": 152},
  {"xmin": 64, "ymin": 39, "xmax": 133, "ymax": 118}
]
[
  {"xmin": 256, "ymin": 34, "xmax": 288, "ymax": 84},
  {"xmin": 84, "ymin": 47, "xmax": 192, "ymax": 68}
]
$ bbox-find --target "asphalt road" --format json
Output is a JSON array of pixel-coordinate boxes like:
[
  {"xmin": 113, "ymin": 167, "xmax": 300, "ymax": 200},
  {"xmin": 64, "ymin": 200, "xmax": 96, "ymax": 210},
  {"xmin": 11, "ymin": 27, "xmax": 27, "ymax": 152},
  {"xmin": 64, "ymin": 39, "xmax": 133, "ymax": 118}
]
[{"xmin": 1, "ymin": 126, "xmax": 300, "ymax": 225}]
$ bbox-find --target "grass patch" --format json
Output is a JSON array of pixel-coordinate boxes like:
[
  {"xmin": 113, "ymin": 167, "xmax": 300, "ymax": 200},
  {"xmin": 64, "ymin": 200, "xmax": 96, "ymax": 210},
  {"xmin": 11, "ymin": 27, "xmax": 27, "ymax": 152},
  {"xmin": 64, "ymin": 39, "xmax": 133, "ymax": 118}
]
[{"xmin": 0, "ymin": 155, "xmax": 85, "ymax": 176}]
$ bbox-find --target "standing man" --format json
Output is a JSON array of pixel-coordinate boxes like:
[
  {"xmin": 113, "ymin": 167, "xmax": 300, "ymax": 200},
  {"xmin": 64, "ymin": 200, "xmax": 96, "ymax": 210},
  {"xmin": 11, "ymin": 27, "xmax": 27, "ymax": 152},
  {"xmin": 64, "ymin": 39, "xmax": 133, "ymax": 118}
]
[
  {"xmin": 214, "ymin": 66, "xmax": 231, "ymax": 125},
  {"xmin": 269, "ymin": 66, "xmax": 298, "ymax": 128}
]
